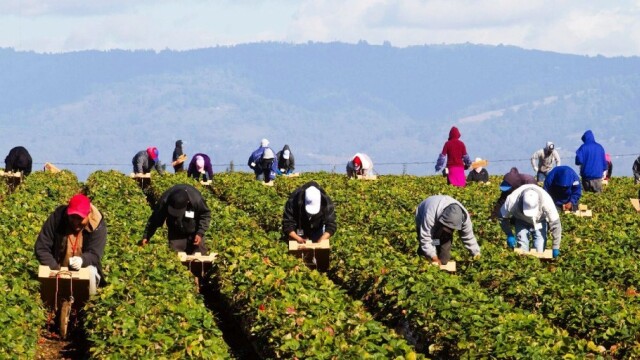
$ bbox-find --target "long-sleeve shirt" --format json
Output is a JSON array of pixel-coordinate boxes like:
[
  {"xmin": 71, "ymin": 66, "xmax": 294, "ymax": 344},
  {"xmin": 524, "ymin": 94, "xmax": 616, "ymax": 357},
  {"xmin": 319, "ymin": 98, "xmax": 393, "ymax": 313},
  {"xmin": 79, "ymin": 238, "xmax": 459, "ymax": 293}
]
[
  {"xmin": 499, "ymin": 184, "xmax": 562, "ymax": 250},
  {"xmin": 415, "ymin": 195, "xmax": 480, "ymax": 259},
  {"xmin": 531, "ymin": 148, "xmax": 561, "ymax": 173}
]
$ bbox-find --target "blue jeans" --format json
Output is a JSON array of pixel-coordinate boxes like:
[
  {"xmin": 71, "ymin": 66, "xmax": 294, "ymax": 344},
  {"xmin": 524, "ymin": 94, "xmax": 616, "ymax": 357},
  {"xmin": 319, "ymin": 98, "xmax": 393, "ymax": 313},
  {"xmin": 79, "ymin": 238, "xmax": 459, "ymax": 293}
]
[
  {"xmin": 536, "ymin": 171, "xmax": 547, "ymax": 183},
  {"xmin": 514, "ymin": 218, "xmax": 547, "ymax": 252}
]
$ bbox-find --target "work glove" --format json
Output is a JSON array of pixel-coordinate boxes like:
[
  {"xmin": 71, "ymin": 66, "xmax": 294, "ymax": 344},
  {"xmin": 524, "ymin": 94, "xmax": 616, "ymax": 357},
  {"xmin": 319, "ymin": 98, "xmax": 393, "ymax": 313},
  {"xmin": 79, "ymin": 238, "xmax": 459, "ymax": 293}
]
[
  {"xmin": 552, "ymin": 249, "xmax": 560, "ymax": 258},
  {"xmin": 250, "ymin": 162, "xmax": 256, "ymax": 168},
  {"xmin": 506, "ymin": 235, "xmax": 516, "ymax": 249},
  {"xmin": 69, "ymin": 256, "xmax": 83, "ymax": 270}
]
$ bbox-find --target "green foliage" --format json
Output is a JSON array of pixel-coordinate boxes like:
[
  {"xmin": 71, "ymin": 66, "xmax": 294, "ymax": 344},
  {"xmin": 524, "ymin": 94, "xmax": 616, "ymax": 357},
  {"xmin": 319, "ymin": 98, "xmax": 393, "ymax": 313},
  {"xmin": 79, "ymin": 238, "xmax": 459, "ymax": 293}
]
[
  {"xmin": 0, "ymin": 171, "xmax": 82, "ymax": 359},
  {"xmin": 83, "ymin": 171, "xmax": 230, "ymax": 359},
  {"xmin": 150, "ymin": 173, "xmax": 423, "ymax": 359}
]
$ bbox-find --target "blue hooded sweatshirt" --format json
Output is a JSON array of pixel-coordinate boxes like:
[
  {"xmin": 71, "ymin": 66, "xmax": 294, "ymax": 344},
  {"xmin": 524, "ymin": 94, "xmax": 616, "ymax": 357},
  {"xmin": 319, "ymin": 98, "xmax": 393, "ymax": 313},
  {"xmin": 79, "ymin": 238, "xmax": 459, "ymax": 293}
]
[
  {"xmin": 575, "ymin": 130, "xmax": 607, "ymax": 180},
  {"xmin": 543, "ymin": 166, "xmax": 582, "ymax": 206}
]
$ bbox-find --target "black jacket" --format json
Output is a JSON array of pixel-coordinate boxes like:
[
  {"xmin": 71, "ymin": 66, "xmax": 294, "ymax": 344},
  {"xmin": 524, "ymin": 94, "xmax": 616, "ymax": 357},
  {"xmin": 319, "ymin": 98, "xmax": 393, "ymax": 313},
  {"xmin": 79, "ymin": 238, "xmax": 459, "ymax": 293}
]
[
  {"xmin": 282, "ymin": 181, "xmax": 337, "ymax": 238},
  {"xmin": 34, "ymin": 205, "xmax": 107, "ymax": 285},
  {"xmin": 276, "ymin": 145, "xmax": 295, "ymax": 172},
  {"xmin": 5, "ymin": 146, "xmax": 32, "ymax": 175},
  {"xmin": 467, "ymin": 168, "xmax": 489, "ymax": 182},
  {"xmin": 172, "ymin": 140, "xmax": 185, "ymax": 171},
  {"xmin": 143, "ymin": 184, "xmax": 211, "ymax": 241}
]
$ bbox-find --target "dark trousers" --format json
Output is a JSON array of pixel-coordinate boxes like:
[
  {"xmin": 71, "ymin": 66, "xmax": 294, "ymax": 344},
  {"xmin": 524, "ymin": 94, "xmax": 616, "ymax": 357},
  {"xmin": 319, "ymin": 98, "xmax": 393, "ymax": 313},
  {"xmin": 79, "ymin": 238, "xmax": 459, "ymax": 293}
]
[
  {"xmin": 582, "ymin": 178, "xmax": 602, "ymax": 193},
  {"xmin": 416, "ymin": 238, "xmax": 452, "ymax": 265},
  {"xmin": 169, "ymin": 237, "xmax": 208, "ymax": 255}
]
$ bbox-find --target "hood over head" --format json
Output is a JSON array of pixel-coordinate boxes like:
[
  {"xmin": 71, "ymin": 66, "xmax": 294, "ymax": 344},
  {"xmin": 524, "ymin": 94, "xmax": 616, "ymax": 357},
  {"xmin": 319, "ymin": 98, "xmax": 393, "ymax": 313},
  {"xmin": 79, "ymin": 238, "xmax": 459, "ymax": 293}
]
[
  {"xmin": 175, "ymin": 140, "xmax": 183, "ymax": 147},
  {"xmin": 581, "ymin": 130, "xmax": 595, "ymax": 144},
  {"xmin": 448, "ymin": 126, "xmax": 461, "ymax": 140}
]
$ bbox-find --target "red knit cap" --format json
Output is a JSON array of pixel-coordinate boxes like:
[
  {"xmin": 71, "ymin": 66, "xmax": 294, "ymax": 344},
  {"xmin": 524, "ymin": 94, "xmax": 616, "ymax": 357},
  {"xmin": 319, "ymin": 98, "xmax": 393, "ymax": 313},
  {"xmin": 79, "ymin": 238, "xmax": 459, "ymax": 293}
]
[
  {"xmin": 353, "ymin": 156, "xmax": 362, "ymax": 169},
  {"xmin": 67, "ymin": 194, "xmax": 91, "ymax": 218}
]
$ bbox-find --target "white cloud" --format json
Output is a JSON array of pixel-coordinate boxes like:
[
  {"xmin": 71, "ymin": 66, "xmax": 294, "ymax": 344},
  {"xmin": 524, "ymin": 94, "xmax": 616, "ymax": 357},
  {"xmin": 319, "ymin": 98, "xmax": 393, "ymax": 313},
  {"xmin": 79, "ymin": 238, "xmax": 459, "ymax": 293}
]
[
  {"xmin": 0, "ymin": 0, "xmax": 639, "ymax": 56},
  {"xmin": 285, "ymin": 0, "xmax": 640, "ymax": 56}
]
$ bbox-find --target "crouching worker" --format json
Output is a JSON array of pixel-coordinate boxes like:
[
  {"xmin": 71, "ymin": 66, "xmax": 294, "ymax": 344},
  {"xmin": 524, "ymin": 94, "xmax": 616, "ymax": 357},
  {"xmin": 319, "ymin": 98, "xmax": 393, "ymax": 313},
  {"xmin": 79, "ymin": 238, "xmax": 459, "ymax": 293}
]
[
  {"xmin": 35, "ymin": 194, "xmax": 107, "ymax": 295},
  {"xmin": 139, "ymin": 184, "xmax": 211, "ymax": 254},
  {"xmin": 499, "ymin": 185, "xmax": 561, "ymax": 258},
  {"xmin": 543, "ymin": 165, "xmax": 582, "ymax": 211},
  {"xmin": 415, "ymin": 195, "xmax": 481, "ymax": 265},
  {"xmin": 283, "ymin": 181, "xmax": 336, "ymax": 244}
]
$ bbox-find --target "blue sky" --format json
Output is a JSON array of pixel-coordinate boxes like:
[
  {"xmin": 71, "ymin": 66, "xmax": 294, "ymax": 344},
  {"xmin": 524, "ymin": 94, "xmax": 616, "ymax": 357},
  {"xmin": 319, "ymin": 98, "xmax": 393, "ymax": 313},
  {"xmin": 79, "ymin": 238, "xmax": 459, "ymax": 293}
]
[{"xmin": 1, "ymin": 0, "xmax": 639, "ymax": 56}]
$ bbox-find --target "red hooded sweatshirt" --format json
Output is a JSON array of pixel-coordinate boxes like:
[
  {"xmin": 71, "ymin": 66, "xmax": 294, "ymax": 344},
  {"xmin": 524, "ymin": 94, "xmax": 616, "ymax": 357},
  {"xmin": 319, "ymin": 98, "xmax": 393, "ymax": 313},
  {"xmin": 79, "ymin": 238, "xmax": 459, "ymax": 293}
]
[{"xmin": 441, "ymin": 127, "xmax": 467, "ymax": 167}]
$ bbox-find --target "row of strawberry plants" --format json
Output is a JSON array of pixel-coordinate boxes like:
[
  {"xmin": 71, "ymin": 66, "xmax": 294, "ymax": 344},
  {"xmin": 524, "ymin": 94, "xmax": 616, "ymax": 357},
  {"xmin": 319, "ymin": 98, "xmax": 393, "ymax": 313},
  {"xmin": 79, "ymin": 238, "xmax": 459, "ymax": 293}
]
[
  {"xmin": 0, "ymin": 171, "xmax": 82, "ymax": 358},
  {"xmin": 150, "ymin": 173, "xmax": 423, "ymax": 359},
  {"xmin": 211, "ymin": 172, "xmax": 600, "ymax": 359},
  {"xmin": 330, "ymin": 175, "xmax": 640, "ymax": 357},
  {"xmin": 83, "ymin": 171, "xmax": 231, "ymax": 358}
]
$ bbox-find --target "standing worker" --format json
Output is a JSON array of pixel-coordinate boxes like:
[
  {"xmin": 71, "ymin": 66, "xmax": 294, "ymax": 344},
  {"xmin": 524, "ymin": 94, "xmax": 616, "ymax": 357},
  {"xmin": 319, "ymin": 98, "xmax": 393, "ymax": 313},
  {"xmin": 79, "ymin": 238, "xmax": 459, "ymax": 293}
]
[
  {"xmin": 283, "ymin": 181, "xmax": 336, "ymax": 244},
  {"xmin": 543, "ymin": 166, "xmax": 582, "ymax": 211},
  {"xmin": 603, "ymin": 153, "xmax": 613, "ymax": 181},
  {"xmin": 132, "ymin": 147, "xmax": 164, "ymax": 175},
  {"xmin": 632, "ymin": 154, "xmax": 640, "ymax": 184},
  {"xmin": 34, "ymin": 194, "xmax": 107, "ymax": 294},
  {"xmin": 139, "ymin": 184, "xmax": 211, "ymax": 254},
  {"xmin": 531, "ymin": 142, "xmax": 561, "ymax": 182},
  {"xmin": 415, "ymin": 195, "xmax": 481, "ymax": 265},
  {"xmin": 187, "ymin": 153, "xmax": 214, "ymax": 182},
  {"xmin": 499, "ymin": 185, "xmax": 561, "ymax": 257},
  {"xmin": 4, "ymin": 146, "xmax": 33, "ymax": 176},
  {"xmin": 575, "ymin": 130, "xmax": 607, "ymax": 193},
  {"xmin": 248, "ymin": 139, "xmax": 277, "ymax": 182},
  {"xmin": 346, "ymin": 153, "xmax": 374, "ymax": 178},
  {"xmin": 172, "ymin": 140, "xmax": 186, "ymax": 173},
  {"xmin": 276, "ymin": 145, "xmax": 296, "ymax": 175},
  {"xmin": 435, "ymin": 126, "xmax": 472, "ymax": 187}
]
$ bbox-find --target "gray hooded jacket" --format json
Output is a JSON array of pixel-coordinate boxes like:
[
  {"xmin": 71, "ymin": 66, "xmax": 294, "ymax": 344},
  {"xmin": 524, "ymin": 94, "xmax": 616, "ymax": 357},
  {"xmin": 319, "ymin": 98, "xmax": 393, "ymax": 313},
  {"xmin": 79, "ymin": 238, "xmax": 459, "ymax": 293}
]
[{"xmin": 415, "ymin": 195, "xmax": 480, "ymax": 259}]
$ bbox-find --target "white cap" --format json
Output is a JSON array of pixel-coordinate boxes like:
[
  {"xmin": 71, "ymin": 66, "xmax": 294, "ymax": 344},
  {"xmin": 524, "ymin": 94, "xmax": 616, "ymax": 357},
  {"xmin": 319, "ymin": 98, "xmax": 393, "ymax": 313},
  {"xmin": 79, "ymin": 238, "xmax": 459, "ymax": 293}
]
[
  {"xmin": 261, "ymin": 138, "xmax": 269, "ymax": 147},
  {"xmin": 283, "ymin": 149, "xmax": 290, "ymax": 159},
  {"xmin": 522, "ymin": 190, "xmax": 540, "ymax": 217},
  {"xmin": 263, "ymin": 148, "xmax": 275, "ymax": 159},
  {"xmin": 474, "ymin": 157, "xmax": 482, "ymax": 163},
  {"xmin": 305, "ymin": 186, "xmax": 321, "ymax": 215}
]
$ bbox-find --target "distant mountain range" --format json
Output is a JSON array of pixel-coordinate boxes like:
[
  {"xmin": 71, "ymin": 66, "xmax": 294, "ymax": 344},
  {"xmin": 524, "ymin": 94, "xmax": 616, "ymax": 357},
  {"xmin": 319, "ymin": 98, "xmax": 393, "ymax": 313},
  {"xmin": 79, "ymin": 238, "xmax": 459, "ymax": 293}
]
[{"xmin": 1, "ymin": 42, "xmax": 638, "ymax": 180}]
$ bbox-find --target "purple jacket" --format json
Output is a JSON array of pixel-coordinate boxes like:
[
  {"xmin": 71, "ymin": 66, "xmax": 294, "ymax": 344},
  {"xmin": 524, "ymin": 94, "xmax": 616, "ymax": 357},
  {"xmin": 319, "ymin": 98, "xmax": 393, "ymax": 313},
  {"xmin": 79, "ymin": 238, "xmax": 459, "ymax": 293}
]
[{"xmin": 187, "ymin": 153, "xmax": 214, "ymax": 180}]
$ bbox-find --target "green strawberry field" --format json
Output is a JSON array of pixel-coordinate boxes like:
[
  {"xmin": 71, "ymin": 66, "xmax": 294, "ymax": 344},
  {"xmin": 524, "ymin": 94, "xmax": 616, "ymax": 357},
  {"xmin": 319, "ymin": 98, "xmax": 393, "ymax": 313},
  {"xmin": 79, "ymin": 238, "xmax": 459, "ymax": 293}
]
[{"xmin": 2, "ymin": 170, "xmax": 639, "ymax": 359}]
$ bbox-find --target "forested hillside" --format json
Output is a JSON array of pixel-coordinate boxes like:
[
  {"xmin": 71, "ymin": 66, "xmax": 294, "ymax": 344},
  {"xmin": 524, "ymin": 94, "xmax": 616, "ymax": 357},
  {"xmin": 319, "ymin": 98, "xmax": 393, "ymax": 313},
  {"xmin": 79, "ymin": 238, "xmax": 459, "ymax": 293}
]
[{"xmin": 0, "ymin": 42, "xmax": 638, "ymax": 179}]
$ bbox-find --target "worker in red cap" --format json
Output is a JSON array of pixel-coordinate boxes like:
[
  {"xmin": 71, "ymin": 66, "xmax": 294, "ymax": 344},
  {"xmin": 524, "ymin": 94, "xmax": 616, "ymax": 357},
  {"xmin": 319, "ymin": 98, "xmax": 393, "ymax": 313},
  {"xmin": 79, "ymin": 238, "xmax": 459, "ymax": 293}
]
[
  {"xmin": 132, "ymin": 146, "xmax": 164, "ymax": 175},
  {"xmin": 346, "ymin": 153, "xmax": 373, "ymax": 178},
  {"xmin": 35, "ymin": 193, "xmax": 107, "ymax": 294}
]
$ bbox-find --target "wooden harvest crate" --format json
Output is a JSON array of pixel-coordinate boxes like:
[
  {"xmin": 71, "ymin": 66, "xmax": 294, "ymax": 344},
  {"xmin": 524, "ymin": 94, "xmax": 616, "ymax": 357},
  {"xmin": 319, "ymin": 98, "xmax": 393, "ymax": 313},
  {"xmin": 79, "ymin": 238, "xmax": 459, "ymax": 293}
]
[
  {"xmin": 178, "ymin": 252, "xmax": 217, "ymax": 277},
  {"xmin": 439, "ymin": 261, "xmax": 456, "ymax": 272},
  {"xmin": 282, "ymin": 173, "xmax": 300, "ymax": 178},
  {"xmin": 630, "ymin": 198, "xmax": 640, "ymax": 212},
  {"xmin": 172, "ymin": 154, "xmax": 187, "ymax": 166},
  {"xmin": 514, "ymin": 248, "xmax": 554, "ymax": 260},
  {"xmin": 38, "ymin": 265, "xmax": 91, "ymax": 309},
  {"xmin": 288, "ymin": 240, "xmax": 330, "ymax": 272},
  {"xmin": 565, "ymin": 204, "xmax": 592, "ymax": 217},
  {"xmin": 356, "ymin": 174, "xmax": 377, "ymax": 180}
]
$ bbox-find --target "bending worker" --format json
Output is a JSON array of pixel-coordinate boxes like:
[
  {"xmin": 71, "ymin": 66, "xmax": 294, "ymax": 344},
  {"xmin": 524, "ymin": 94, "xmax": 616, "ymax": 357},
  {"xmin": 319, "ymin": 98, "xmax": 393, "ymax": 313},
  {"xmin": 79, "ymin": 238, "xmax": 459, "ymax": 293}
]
[
  {"xmin": 35, "ymin": 194, "xmax": 107, "ymax": 294},
  {"xmin": 283, "ymin": 181, "xmax": 336, "ymax": 243},
  {"xmin": 415, "ymin": 195, "xmax": 481, "ymax": 265},
  {"xmin": 140, "ymin": 184, "xmax": 211, "ymax": 254},
  {"xmin": 543, "ymin": 165, "xmax": 582, "ymax": 211},
  {"xmin": 499, "ymin": 184, "xmax": 561, "ymax": 258}
]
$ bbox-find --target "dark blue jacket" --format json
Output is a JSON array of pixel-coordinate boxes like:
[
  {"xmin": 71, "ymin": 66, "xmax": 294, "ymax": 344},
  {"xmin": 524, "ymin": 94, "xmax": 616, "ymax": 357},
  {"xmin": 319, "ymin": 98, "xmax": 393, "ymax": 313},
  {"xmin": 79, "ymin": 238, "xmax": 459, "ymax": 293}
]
[
  {"xmin": 575, "ymin": 130, "xmax": 607, "ymax": 180},
  {"xmin": 543, "ymin": 166, "xmax": 582, "ymax": 206}
]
